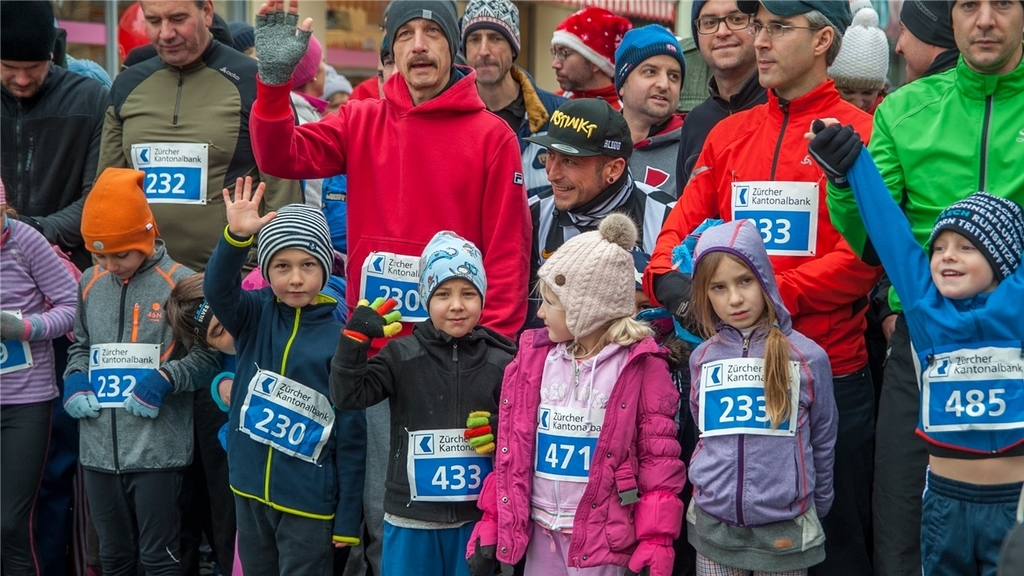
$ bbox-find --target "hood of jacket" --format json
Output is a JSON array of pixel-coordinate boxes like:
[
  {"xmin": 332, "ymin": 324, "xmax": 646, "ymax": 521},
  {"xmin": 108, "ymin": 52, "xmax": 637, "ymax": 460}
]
[
  {"xmin": 634, "ymin": 114, "xmax": 684, "ymax": 151},
  {"xmin": 383, "ymin": 64, "xmax": 486, "ymax": 116},
  {"xmin": 694, "ymin": 219, "xmax": 792, "ymax": 334},
  {"xmin": 510, "ymin": 66, "xmax": 551, "ymax": 134}
]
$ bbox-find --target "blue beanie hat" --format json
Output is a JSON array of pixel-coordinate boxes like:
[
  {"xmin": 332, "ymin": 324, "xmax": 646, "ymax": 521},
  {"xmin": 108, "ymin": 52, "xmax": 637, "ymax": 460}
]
[
  {"xmin": 614, "ymin": 25, "xmax": 686, "ymax": 95},
  {"xmin": 419, "ymin": 231, "xmax": 487, "ymax": 304},
  {"xmin": 228, "ymin": 22, "xmax": 255, "ymax": 53}
]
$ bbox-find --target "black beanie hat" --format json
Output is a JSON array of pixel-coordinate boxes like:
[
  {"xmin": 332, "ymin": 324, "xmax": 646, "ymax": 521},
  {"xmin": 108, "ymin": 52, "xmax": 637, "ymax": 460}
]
[
  {"xmin": 385, "ymin": 0, "xmax": 459, "ymax": 64},
  {"xmin": 901, "ymin": 1, "xmax": 957, "ymax": 49},
  {"xmin": 930, "ymin": 192, "xmax": 1024, "ymax": 281},
  {"xmin": 1, "ymin": 1, "xmax": 57, "ymax": 61}
]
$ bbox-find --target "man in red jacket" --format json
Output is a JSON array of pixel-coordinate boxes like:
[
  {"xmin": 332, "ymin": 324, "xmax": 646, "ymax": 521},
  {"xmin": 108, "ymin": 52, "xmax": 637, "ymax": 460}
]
[
  {"xmin": 247, "ymin": 0, "xmax": 530, "ymax": 342},
  {"xmin": 643, "ymin": 2, "xmax": 879, "ymax": 575}
]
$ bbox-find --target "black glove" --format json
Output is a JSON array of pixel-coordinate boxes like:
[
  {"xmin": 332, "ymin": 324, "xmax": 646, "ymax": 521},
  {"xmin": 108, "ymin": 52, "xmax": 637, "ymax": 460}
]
[
  {"xmin": 341, "ymin": 297, "xmax": 402, "ymax": 343},
  {"xmin": 466, "ymin": 537, "xmax": 497, "ymax": 576},
  {"xmin": 653, "ymin": 271, "xmax": 692, "ymax": 320},
  {"xmin": 808, "ymin": 120, "xmax": 863, "ymax": 188}
]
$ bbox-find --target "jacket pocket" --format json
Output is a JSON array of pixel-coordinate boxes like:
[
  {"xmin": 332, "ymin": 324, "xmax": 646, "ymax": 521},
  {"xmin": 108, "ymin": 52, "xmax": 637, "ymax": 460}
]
[
  {"xmin": 389, "ymin": 430, "xmax": 406, "ymax": 484},
  {"xmin": 604, "ymin": 462, "xmax": 637, "ymax": 552}
]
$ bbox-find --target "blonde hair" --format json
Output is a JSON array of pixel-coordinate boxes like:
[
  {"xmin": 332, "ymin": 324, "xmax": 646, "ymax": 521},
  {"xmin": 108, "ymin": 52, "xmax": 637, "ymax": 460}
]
[
  {"xmin": 690, "ymin": 251, "xmax": 793, "ymax": 428},
  {"xmin": 538, "ymin": 280, "xmax": 653, "ymax": 354}
]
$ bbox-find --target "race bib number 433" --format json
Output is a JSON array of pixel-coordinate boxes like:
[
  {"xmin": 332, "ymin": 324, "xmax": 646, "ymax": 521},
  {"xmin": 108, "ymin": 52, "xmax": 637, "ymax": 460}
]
[
  {"xmin": 89, "ymin": 343, "xmax": 160, "ymax": 407},
  {"xmin": 407, "ymin": 429, "xmax": 492, "ymax": 502},
  {"xmin": 921, "ymin": 346, "xmax": 1024, "ymax": 432},
  {"xmin": 732, "ymin": 181, "xmax": 819, "ymax": 256},
  {"xmin": 699, "ymin": 358, "xmax": 800, "ymax": 437}
]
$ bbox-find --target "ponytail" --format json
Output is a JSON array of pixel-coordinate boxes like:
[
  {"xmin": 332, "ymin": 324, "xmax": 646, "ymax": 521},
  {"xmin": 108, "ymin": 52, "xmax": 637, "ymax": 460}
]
[{"xmin": 762, "ymin": 307, "xmax": 793, "ymax": 429}]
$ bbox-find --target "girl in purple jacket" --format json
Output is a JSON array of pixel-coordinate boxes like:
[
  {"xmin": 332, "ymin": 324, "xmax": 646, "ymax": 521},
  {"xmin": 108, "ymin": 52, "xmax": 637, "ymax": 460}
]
[
  {"xmin": 686, "ymin": 219, "xmax": 838, "ymax": 576},
  {"xmin": 467, "ymin": 214, "xmax": 685, "ymax": 576},
  {"xmin": 0, "ymin": 180, "xmax": 77, "ymax": 574}
]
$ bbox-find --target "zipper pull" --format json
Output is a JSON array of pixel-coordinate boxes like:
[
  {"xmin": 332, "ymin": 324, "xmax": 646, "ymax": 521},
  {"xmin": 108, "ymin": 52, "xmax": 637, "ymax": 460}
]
[
  {"xmin": 452, "ymin": 342, "xmax": 458, "ymax": 362},
  {"xmin": 742, "ymin": 337, "xmax": 750, "ymax": 354}
]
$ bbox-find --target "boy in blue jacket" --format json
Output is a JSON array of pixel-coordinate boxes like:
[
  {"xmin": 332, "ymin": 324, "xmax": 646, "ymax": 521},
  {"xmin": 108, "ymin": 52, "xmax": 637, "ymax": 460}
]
[
  {"xmin": 810, "ymin": 123, "xmax": 1024, "ymax": 576},
  {"xmin": 204, "ymin": 177, "xmax": 366, "ymax": 576}
]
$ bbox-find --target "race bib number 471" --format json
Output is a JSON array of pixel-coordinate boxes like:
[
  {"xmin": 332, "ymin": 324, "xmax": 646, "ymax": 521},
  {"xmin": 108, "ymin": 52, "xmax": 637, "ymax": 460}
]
[
  {"xmin": 732, "ymin": 181, "xmax": 819, "ymax": 256},
  {"xmin": 131, "ymin": 143, "xmax": 208, "ymax": 205},
  {"xmin": 89, "ymin": 343, "xmax": 160, "ymax": 407},
  {"xmin": 921, "ymin": 346, "xmax": 1024, "ymax": 432},
  {"xmin": 407, "ymin": 429, "xmax": 492, "ymax": 502},
  {"xmin": 699, "ymin": 358, "xmax": 800, "ymax": 437}
]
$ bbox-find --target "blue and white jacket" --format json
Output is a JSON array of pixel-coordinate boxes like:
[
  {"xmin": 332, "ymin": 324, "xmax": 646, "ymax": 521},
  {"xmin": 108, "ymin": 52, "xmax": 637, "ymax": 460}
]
[{"xmin": 845, "ymin": 149, "xmax": 1024, "ymax": 455}]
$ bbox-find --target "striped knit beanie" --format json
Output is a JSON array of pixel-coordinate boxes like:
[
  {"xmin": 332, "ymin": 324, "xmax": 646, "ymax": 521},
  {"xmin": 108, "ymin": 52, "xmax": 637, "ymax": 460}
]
[
  {"xmin": 257, "ymin": 204, "xmax": 333, "ymax": 288},
  {"xmin": 930, "ymin": 192, "xmax": 1024, "ymax": 281}
]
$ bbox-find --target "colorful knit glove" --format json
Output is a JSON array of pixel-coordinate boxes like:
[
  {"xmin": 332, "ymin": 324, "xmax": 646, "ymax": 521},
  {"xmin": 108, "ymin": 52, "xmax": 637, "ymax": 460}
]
[
  {"xmin": 254, "ymin": 7, "xmax": 312, "ymax": 85},
  {"xmin": 342, "ymin": 298, "xmax": 402, "ymax": 343},
  {"xmin": 465, "ymin": 411, "xmax": 496, "ymax": 454},
  {"xmin": 124, "ymin": 370, "xmax": 173, "ymax": 419},
  {"xmin": 63, "ymin": 372, "xmax": 101, "ymax": 419}
]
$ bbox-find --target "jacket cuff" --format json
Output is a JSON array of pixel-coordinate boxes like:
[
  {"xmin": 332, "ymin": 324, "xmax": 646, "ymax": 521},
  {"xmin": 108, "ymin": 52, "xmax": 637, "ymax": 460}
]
[
  {"xmin": 254, "ymin": 78, "xmax": 295, "ymax": 121},
  {"xmin": 634, "ymin": 490, "xmax": 683, "ymax": 541},
  {"xmin": 332, "ymin": 535, "xmax": 360, "ymax": 546},
  {"xmin": 223, "ymin": 226, "xmax": 254, "ymax": 248}
]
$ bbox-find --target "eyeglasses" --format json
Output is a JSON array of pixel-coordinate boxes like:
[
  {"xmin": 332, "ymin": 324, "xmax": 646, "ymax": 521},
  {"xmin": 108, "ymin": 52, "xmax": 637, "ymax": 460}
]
[
  {"xmin": 747, "ymin": 22, "xmax": 822, "ymax": 38},
  {"xmin": 694, "ymin": 13, "xmax": 752, "ymax": 35},
  {"xmin": 550, "ymin": 46, "xmax": 577, "ymax": 62}
]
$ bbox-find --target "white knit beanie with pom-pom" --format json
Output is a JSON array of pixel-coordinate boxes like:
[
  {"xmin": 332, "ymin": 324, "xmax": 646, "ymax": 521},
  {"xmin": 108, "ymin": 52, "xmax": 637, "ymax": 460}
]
[
  {"xmin": 828, "ymin": 7, "xmax": 889, "ymax": 91},
  {"xmin": 537, "ymin": 213, "xmax": 639, "ymax": 338}
]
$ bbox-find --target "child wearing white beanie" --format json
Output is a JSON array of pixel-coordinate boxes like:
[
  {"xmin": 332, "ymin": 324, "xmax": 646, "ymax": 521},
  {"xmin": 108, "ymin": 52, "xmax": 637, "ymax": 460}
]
[{"xmin": 829, "ymin": 6, "xmax": 890, "ymax": 112}]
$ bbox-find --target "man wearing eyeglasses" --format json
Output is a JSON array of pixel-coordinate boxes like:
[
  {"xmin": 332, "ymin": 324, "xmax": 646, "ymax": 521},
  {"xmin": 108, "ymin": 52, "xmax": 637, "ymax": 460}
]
[
  {"xmin": 550, "ymin": 7, "xmax": 633, "ymax": 110},
  {"xmin": 643, "ymin": 2, "xmax": 878, "ymax": 574},
  {"xmin": 676, "ymin": 0, "xmax": 766, "ymax": 186}
]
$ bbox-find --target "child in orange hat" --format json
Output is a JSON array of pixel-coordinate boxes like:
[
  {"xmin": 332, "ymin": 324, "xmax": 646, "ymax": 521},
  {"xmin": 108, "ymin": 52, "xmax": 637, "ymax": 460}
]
[{"xmin": 63, "ymin": 167, "xmax": 220, "ymax": 575}]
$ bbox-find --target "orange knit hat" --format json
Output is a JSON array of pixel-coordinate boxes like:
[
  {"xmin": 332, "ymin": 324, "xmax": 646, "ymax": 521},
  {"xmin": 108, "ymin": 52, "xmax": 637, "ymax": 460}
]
[{"xmin": 81, "ymin": 168, "xmax": 159, "ymax": 256}]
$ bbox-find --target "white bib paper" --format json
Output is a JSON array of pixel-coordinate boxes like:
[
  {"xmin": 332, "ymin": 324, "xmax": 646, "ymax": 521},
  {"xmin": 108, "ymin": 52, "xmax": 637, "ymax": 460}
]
[
  {"xmin": 89, "ymin": 343, "xmax": 160, "ymax": 407},
  {"xmin": 698, "ymin": 358, "xmax": 800, "ymax": 437},
  {"xmin": 406, "ymin": 428, "xmax": 493, "ymax": 502},
  {"xmin": 131, "ymin": 142, "xmax": 208, "ymax": 204},
  {"xmin": 732, "ymin": 181, "xmax": 819, "ymax": 256},
  {"xmin": 239, "ymin": 368, "xmax": 335, "ymax": 463}
]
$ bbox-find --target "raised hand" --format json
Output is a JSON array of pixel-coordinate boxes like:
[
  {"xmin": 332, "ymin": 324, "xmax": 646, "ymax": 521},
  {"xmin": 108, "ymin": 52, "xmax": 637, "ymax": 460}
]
[
  {"xmin": 807, "ymin": 119, "xmax": 864, "ymax": 188},
  {"xmin": 223, "ymin": 177, "xmax": 276, "ymax": 238},
  {"xmin": 342, "ymin": 298, "xmax": 402, "ymax": 343},
  {"xmin": 254, "ymin": 0, "xmax": 315, "ymax": 85}
]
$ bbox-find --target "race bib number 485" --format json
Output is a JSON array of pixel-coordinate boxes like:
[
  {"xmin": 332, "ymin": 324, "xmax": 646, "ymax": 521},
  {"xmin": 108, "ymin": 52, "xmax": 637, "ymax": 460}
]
[
  {"xmin": 699, "ymin": 358, "xmax": 800, "ymax": 437},
  {"xmin": 89, "ymin": 343, "xmax": 160, "ymax": 407},
  {"xmin": 921, "ymin": 346, "xmax": 1024, "ymax": 432},
  {"xmin": 732, "ymin": 181, "xmax": 819, "ymax": 256},
  {"xmin": 407, "ymin": 429, "xmax": 492, "ymax": 502}
]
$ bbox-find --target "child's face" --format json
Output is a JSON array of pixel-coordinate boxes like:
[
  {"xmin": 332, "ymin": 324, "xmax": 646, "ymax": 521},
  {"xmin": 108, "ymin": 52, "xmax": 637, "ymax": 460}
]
[
  {"xmin": 930, "ymin": 230, "xmax": 998, "ymax": 300},
  {"xmin": 206, "ymin": 316, "xmax": 235, "ymax": 355},
  {"xmin": 428, "ymin": 278, "xmax": 482, "ymax": 339},
  {"xmin": 267, "ymin": 248, "xmax": 323, "ymax": 308},
  {"xmin": 94, "ymin": 250, "xmax": 147, "ymax": 280},
  {"xmin": 707, "ymin": 255, "xmax": 766, "ymax": 331},
  {"xmin": 537, "ymin": 287, "xmax": 573, "ymax": 343}
]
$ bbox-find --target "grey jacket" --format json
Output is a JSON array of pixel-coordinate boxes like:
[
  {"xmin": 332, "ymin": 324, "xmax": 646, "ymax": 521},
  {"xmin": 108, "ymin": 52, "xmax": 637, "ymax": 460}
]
[{"xmin": 66, "ymin": 240, "xmax": 219, "ymax": 472}]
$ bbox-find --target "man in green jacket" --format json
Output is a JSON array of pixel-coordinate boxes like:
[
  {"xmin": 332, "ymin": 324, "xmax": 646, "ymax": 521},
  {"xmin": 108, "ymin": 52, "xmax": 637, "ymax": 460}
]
[{"xmin": 824, "ymin": 2, "xmax": 1024, "ymax": 574}]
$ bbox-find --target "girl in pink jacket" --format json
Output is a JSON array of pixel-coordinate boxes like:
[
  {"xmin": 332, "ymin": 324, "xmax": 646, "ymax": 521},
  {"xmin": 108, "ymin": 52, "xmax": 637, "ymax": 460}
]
[{"xmin": 467, "ymin": 214, "xmax": 685, "ymax": 576}]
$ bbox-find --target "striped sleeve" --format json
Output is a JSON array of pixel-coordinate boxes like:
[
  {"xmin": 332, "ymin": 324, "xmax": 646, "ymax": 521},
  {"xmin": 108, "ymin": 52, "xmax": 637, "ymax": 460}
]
[{"xmin": 17, "ymin": 225, "xmax": 77, "ymax": 340}]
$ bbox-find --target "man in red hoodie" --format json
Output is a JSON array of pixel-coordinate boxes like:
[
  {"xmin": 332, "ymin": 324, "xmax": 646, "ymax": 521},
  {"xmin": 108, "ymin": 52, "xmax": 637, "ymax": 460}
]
[
  {"xmin": 248, "ymin": 0, "xmax": 530, "ymax": 342},
  {"xmin": 643, "ymin": 2, "xmax": 879, "ymax": 575}
]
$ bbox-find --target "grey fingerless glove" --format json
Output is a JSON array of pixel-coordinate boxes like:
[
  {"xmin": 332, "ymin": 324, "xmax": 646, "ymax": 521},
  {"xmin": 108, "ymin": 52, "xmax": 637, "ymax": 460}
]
[{"xmin": 254, "ymin": 9, "xmax": 312, "ymax": 85}]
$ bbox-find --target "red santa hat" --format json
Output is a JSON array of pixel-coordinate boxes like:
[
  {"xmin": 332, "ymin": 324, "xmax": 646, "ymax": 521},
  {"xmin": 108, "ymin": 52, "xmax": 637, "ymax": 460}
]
[{"xmin": 551, "ymin": 7, "xmax": 632, "ymax": 78}]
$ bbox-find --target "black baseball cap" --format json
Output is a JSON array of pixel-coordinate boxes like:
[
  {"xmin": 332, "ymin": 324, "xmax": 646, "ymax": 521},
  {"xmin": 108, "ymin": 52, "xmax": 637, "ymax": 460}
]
[
  {"xmin": 524, "ymin": 99, "xmax": 632, "ymax": 158},
  {"xmin": 737, "ymin": 1, "xmax": 852, "ymax": 34}
]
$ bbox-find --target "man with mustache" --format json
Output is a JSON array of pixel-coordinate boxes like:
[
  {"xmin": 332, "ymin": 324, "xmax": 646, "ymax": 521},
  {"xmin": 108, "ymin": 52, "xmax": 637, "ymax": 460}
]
[
  {"xmin": 616, "ymin": 25, "xmax": 687, "ymax": 199},
  {"xmin": 462, "ymin": 0, "xmax": 565, "ymax": 200},
  {"xmin": 643, "ymin": 2, "xmax": 879, "ymax": 574},
  {"xmin": 550, "ymin": 7, "xmax": 633, "ymax": 110},
  {"xmin": 249, "ymin": 0, "xmax": 531, "ymax": 343},
  {"xmin": 676, "ymin": 0, "xmax": 765, "ymax": 186},
  {"xmin": 817, "ymin": 2, "xmax": 1024, "ymax": 574}
]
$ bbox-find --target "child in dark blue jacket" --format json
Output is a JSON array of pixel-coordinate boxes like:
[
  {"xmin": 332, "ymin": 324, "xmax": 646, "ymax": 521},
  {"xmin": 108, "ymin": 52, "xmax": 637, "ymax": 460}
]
[
  {"xmin": 811, "ymin": 124, "xmax": 1024, "ymax": 576},
  {"xmin": 204, "ymin": 177, "xmax": 366, "ymax": 576}
]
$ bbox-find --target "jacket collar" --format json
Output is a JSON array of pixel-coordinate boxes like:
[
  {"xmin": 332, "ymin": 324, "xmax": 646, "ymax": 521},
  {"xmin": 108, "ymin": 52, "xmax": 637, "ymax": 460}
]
[
  {"xmin": 383, "ymin": 64, "xmax": 484, "ymax": 116},
  {"xmin": 766, "ymin": 78, "xmax": 842, "ymax": 118},
  {"xmin": 523, "ymin": 328, "xmax": 664, "ymax": 365},
  {"xmin": 634, "ymin": 114, "xmax": 684, "ymax": 149},
  {"xmin": 564, "ymin": 83, "xmax": 619, "ymax": 104},
  {"xmin": 163, "ymin": 38, "xmax": 219, "ymax": 74},
  {"xmin": 954, "ymin": 48, "xmax": 1024, "ymax": 100},
  {"xmin": 413, "ymin": 319, "xmax": 517, "ymax": 362},
  {"xmin": 708, "ymin": 71, "xmax": 767, "ymax": 111},
  {"xmin": 510, "ymin": 66, "xmax": 550, "ymax": 134}
]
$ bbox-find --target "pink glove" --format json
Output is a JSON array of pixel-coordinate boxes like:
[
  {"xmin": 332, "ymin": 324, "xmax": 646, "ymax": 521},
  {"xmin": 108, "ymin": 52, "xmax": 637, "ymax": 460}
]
[{"xmin": 627, "ymin": 538, "xmax": 674, "ymax": 576}]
